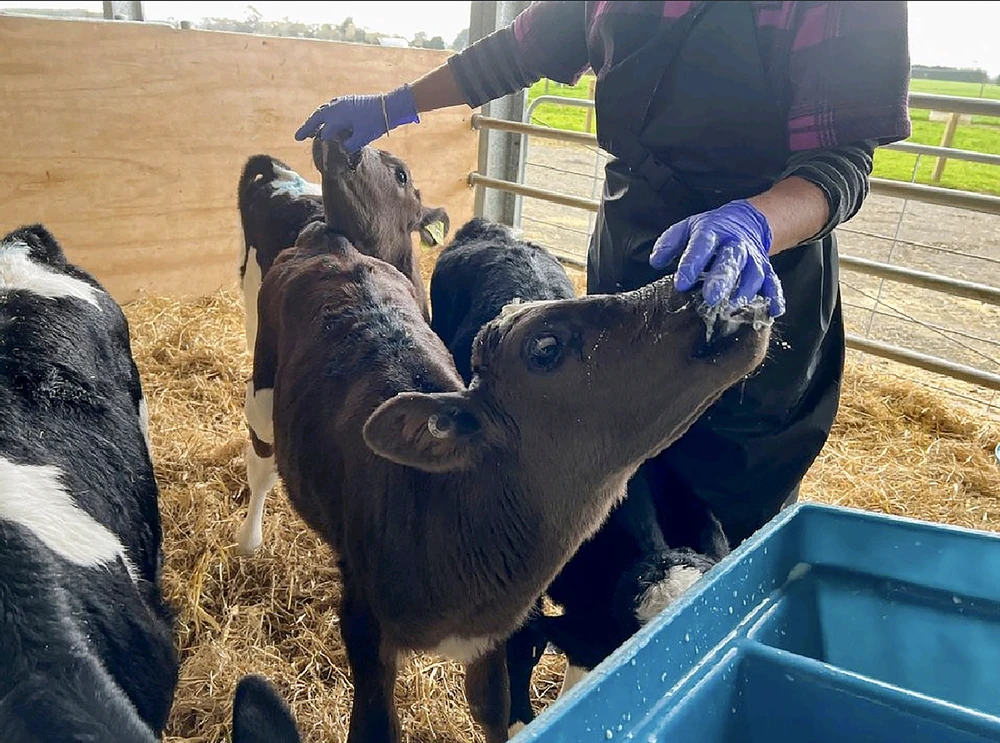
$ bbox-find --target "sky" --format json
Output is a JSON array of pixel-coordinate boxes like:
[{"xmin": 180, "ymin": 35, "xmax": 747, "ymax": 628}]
[{"xmin": 1, "ymin": 1, "xmax": 998, "ymax": 76}]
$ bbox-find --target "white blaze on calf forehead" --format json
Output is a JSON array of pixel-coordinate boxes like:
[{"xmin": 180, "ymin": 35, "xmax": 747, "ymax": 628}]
[
  {"xmin": 0, "ymin": 456, "xmax": 138, "ymax": 582},
  {"xmin": 0, "ymin": 241, "xmax": 102, "ymax": 310},
  {"xmin": 269, "ymin": 163, "xmax": 322, "ymax": 197},
  {"xmin": 634, "ymin": 564, "xmax": 704, "ymax": 625}
]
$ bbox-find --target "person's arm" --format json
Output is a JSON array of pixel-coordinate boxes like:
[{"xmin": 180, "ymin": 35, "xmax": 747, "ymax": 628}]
[
  {"xmin": 650, "ymin": 1, "xmax": 910, "ymax": 316},
  {"xmin": 755, "ymin": 0, "xmax": 911, "ymax": 254},
  {"xmin": 443, "ymin": 0, "xmax": 591, "ymax": 110},
  {"xmin": 748, "ymin": 140, "xmax": 875, "ymax": 256},
  {"xmin": 409, "ymin": 63, "xmax": 469, "ymax": 113},
  {"xmin": 297, "ymin": 2, "xmax": 590, "ymax": 144}
]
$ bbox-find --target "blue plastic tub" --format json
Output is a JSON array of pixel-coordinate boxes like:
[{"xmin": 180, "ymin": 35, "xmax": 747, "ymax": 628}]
[{"xmin": 514, "ymin": 502, "xmax": 1000, "ymax": 742}]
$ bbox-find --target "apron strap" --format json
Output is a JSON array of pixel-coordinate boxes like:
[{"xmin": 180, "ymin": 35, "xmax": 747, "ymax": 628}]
[{"xmin": 598, "ymin": 1, "xmax": 717, "ymax": 206}]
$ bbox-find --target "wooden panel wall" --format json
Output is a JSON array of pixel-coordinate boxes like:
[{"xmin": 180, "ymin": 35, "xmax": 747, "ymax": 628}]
[{"xmin": 0, "ymin": 16, "xmax": 478, "ymax": 302}]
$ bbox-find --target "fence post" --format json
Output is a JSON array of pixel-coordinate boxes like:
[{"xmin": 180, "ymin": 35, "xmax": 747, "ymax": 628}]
[
  {"xmin": 103, "ymin": 1, "xmax": 144, "ymax": 20},
  {"xmin": 931, "ymin": 111, "xmax": 960, "ymax": 183},
  {"xmin": 469, "ymin": 0, "xmax": 532, "ymax": 226}
]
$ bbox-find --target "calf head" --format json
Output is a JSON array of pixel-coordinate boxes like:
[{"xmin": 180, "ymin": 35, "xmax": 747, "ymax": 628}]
[
  {"xmin": 363, "ymin": 278, "xmax": 773, "ymax": 486},
  {"xmin": 311, "ymin": 135, "xmax": 450, "ymax": 255}
]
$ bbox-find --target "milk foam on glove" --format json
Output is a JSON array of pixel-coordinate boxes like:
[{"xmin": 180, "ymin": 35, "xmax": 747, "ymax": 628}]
[{"xmin": 649, "ymin": 199, "xmax": 786, "ymax": 318}]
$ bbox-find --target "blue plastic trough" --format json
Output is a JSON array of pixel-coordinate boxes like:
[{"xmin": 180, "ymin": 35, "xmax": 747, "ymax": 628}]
[{"xmin": 514, "ymin": 502, "xmax": 1000, "ymax": 742}]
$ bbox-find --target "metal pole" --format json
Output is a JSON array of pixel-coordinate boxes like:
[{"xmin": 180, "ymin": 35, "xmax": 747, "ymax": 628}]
[
  {"xmin": 103, "ymin": 1, "xmax": 144, "ymax": 20},
  {"xmin": 845, "ymin": 335, "xmax": 1000, "ymax": 392},
  {"xmin": 840, "ymin": 255, "xmax": 1000, "ymax": 307},
  {"xmin": 468, "ymin": 1, "xmax": 531, "ymax": 225}
]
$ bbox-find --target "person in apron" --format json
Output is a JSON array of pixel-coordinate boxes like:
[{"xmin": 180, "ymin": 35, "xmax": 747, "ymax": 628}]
[
  {"xmin": 295, "ymin": 0, "xmax": 912, "ymax": 726},
  {"xmin": 296, "ymin": 1, "xmax": 910, "ymax": 546}
]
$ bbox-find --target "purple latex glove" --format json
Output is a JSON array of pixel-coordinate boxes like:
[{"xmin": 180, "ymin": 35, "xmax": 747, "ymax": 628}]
[
  {"xmin": 294, "ymin": 84, "xmax": 420, "ymax": 152},
  {"xmin": 648, "ymin": 199, "xmax": 786, "ymax": 318}
]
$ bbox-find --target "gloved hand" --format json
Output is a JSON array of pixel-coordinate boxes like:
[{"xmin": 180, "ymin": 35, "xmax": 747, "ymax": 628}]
[
  {"xmin": 649, "ymin": 199, "xmax": 786, "ymax": 318},
  {"xmin": 294, "ymin": 84, "xmax": 420, "ymax": 152}
]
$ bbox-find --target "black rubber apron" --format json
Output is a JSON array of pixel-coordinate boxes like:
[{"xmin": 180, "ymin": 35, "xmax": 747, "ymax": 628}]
[{"xmin": 587, "ymin": 1, "xmax": 845, "ymax": 546}]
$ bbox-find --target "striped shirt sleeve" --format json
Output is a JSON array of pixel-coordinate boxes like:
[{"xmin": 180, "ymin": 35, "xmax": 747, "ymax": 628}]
[{"xmin": 448, "ymin": 1, "xmax": 592, "ymax": 109}]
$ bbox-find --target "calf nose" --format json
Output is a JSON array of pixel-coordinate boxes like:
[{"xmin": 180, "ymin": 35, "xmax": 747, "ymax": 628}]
[{"xmin": 312, "ymin": 135, "xmax": 355, "ymax": 177}]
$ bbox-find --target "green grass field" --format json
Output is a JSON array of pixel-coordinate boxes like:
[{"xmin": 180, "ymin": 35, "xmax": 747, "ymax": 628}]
[{"xmin": 525, "ymin": 77, "xmax": 1000, "ymax": 196}]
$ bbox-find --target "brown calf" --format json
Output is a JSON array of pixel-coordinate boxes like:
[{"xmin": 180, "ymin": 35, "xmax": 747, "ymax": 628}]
[
  {"xmin": 234, "ymin": 138, "xmax": 448, "ymax": 553},
  {"xmin": 235, "ymin": 138, "xmax": 448, "ymax": 357},
  {"xmin": 238, "ymin": 218, "xmax": 772, "ymax": 742}
]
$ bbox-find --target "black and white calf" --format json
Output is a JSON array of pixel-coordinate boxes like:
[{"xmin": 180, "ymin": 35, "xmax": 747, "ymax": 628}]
[
  {"xmin": 0, "ymin": 223, "xmax": 177, "ymax": 741},
  {"xmin": 428, "ymin": 217, "xmax": 576, "ymax": 383},
  {"xmin": 0, "ymin": 224, "xmax": 299, "ymax": 742},
  {"xmin": 426, "ymin": 219, "xmax": 731, "ymax": 735},
  {"xmin": 237, "ymin": 155, "xmax": 324, "ymax": 356}
]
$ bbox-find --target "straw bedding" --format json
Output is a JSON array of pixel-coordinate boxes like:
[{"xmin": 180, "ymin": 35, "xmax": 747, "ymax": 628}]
[{"xmin": 120, "ymin": 249, "xmax": 999, "ymax": 742}]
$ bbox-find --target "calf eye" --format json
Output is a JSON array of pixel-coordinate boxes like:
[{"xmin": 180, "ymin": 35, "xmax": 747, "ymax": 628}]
[
  {"xmin": 525, "ymin": 333, "xmax": 563, "ymax": 372},
  {"xmin": 394, "ymin": 167, "xmax": 408, "ymax": 186}
]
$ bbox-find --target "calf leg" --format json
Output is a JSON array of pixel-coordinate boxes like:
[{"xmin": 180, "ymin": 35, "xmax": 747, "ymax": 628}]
[
  {"xmin": 235, "ymin": 429, "xmax": 278, "ymax": 555},
  {"xmin": 465, "ymin": 644, "xmax": 511, "ymax": 743},
  {"xmin": 340, "ymin": 575, "xmax": 401, "ymax": 743},
  {"xmin": 505, "ymin": 600, "xmax": 548, "ymax": 735},
  {"xmin": 238, "ymin": 299, "xmax": 279, "ymax": 554}
]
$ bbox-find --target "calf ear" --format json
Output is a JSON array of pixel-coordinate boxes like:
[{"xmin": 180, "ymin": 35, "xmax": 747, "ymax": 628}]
[
  {"xmin": 418, "ymin": 207, "xmax": 451, "ymax": 247},
  {"xmin": 363, "ymin": 390, "xmax": 482, "ymax": 473},
  {"xmin": 232, "ymin": 675, "xmax": 301, "ymax": 743}
]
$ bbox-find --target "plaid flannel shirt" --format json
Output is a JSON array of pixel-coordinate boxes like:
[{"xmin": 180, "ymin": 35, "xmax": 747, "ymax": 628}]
[{"xmin": 448, "ymin": 1, "xmax": 912, "ymax": 152}]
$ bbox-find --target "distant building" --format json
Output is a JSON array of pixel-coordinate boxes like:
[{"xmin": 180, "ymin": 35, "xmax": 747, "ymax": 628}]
[{"xmin": 378, "ymin": 36, "xmax": 410, "ymax": 48}]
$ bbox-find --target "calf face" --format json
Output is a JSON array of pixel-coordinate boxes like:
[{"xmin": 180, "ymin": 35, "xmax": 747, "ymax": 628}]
[
  {"xmin": 312, "ymin": 136, "xmax": 449, "ymax": 322},
  {"xmin": 312, "ymin": 136, "xmax": 449, "ymax": 253},
  {"xmin": 236, "ymin": 143, "xmax": 448, "ymax": 354},
  {"xmin": 0, "ymin": 224, "xmax": 178, "ymax": 740},
  {"xmin": 365, "ymin": 283, "xmax": 772, "ymax": 488}
]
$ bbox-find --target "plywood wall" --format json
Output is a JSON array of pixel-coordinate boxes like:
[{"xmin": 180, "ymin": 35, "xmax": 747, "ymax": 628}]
[{"xmin": 0, "ymin": 16, "xmax": 478, "ymax": 302}]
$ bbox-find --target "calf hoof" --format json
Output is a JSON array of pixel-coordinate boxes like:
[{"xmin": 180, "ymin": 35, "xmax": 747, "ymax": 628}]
[{"xmin": 234, "ymin": 520, "xmax": 263, "ymax": 556}]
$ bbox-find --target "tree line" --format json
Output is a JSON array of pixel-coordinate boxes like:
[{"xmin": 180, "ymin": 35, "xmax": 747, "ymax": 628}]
[{"xmin": 192, "ymin": 8, "xmax": 469, "ymax": 51}]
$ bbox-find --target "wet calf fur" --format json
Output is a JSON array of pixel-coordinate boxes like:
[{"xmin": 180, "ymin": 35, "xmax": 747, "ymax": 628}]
[
  {"xmin": 0, "ymin": 224, "xmax": 177, "ymax": 742},
  {"xmin": 241, "ymin": 221, "xmax": 772, "ymax": 742},
  {"xmin": 429, "ymin": 217, "xmax": 575, "ymax": 382},
  {"xmin": 235, "ymin": 137, "xmax": 449, "ymax": 357},
  {"xmin": 426, "ymin": 219, "xmax": 731, "ymax": 731},
  {"xmin": 234, "ymin": 137, "xmax": 448, "ymax": 554}
]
